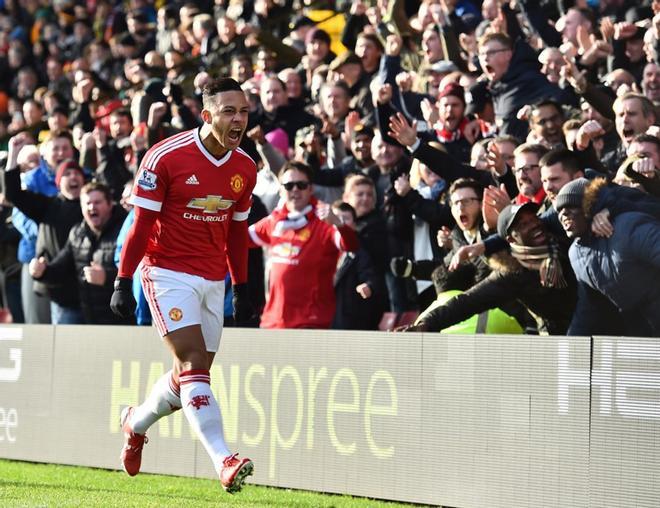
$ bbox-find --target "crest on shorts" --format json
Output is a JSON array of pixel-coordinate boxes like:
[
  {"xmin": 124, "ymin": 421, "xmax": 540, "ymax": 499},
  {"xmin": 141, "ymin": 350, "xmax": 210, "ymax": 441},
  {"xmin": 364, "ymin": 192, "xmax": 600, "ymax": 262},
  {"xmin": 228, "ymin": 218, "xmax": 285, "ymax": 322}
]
[
  {"xmin": 137, "ymin": 169, "xmax": 157, "ymax": 191},
  {"xmin": 169, "ymin": 308, "xmax": 183, "ymax": 321},
  {"xmin": 230, "ymin": 174, "xmax": 244, "ymax": 193}
]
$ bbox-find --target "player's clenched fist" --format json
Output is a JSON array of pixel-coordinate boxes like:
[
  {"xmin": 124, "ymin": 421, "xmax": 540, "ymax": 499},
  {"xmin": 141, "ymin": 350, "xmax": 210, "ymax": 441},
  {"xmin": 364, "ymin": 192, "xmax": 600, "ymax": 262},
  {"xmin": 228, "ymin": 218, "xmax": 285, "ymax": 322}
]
[{"xmin": 110, "ymin": 277, "xmax": 137, "ymax": 318}]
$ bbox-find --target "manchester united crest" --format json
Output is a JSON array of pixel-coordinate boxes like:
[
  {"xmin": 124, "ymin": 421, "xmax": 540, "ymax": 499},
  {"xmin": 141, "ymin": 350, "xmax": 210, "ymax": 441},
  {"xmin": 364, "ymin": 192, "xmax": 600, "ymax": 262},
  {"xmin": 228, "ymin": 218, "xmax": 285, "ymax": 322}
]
[
  {"xmin": 297, "ymin": 228, "xmax": 310, "ymax": 242},
  {"xmin": 230, "ymin": 174, "xmax": 244, "ymax": 193},
  {"xmin": 169, "ymin": 308, "xmax": 183, "ymax": 321}
]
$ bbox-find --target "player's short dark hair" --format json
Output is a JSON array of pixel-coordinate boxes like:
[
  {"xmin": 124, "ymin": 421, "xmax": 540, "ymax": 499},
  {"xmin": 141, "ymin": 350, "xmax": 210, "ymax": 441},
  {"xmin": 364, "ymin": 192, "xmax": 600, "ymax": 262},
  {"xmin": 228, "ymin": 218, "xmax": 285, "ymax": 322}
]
[
  {"xmin": 448, "ymin": 178, "xmax": 483, "ymax": 200},
  {"xmin": 280, "ymin": 160, "xmax": 313, "ymax": 181},
  {"xmin": 539, "ymin": 148, "xmax": 582, "ymax": 175},
  {"xmin": 202, "ymin": 77, "xmax": 243, "ymax": 107},
  {"xmin": 81, "ymin": 181, "xmax": 113, "ymax": 203}
]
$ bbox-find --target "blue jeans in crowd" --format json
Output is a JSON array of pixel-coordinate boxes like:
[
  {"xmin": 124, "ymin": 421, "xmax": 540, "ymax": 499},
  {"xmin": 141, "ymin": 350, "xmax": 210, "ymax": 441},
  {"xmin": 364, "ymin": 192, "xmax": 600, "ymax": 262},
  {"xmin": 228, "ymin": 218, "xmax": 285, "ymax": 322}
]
[{"xmin": 50, "ymin": 302, "xmax": 84, "ymax": 324}]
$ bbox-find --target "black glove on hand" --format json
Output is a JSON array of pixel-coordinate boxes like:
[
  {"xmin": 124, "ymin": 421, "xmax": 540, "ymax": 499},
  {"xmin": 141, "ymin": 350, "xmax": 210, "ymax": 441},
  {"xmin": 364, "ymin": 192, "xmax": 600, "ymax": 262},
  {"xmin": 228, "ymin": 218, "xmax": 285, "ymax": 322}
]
[
  {"xmin": 110, "ymin": 277, "xmax": 137, "ymax": 318},
  {"xmin": 232, "ymin": 283, "xmax": 256, "ymax": 327},
  {"xmin": 390, "ymin": 257, "xmax": 413, "ymax": 278}
]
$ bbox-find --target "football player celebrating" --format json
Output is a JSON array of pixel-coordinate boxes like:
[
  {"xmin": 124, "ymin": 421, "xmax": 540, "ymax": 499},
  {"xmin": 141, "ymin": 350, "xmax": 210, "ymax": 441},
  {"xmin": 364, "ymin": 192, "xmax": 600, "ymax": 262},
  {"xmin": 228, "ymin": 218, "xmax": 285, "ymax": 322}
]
[{"xmin": 110, "ymin": 78, "xmax": 256, "ymax": 493}]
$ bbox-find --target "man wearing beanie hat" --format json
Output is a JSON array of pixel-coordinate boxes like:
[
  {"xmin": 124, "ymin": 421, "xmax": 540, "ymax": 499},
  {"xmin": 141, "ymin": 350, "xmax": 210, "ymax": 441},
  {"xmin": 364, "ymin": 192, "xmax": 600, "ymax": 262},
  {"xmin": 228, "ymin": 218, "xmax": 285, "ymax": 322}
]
[
  {"xmin": 554, "ymin": 177, "xmax": 589, "ymax": 217},
  {"xmin": 557, "ymin": 177, "xmax": 660, "ymax": 336},
  {"xmin": 3, "ymin": 138, "xmax": 85, "ymax": 324}
]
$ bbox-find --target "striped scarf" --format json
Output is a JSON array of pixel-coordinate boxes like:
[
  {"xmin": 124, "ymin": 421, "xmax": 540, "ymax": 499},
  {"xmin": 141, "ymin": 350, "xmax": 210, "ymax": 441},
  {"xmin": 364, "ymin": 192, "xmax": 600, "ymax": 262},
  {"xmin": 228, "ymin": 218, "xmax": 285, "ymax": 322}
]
[{"xmin": 509, "ymin": 239, "xmax": 567, "ymax": 289}]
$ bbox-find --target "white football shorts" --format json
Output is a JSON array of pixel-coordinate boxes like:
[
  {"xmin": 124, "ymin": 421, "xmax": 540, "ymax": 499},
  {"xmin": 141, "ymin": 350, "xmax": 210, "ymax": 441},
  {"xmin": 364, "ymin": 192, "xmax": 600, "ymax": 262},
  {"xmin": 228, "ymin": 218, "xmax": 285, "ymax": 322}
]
[{"xmin": 139, "ymin": 264, "xmax": 225, "ymax": 352}]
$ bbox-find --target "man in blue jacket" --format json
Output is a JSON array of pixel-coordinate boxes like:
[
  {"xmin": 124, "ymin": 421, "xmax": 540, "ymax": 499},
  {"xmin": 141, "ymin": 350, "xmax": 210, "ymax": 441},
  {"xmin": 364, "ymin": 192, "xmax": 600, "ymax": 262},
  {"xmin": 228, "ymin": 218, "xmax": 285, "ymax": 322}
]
[{"xmin": 557, "ymin": 178, "xmax": 660, "ymax": 336}]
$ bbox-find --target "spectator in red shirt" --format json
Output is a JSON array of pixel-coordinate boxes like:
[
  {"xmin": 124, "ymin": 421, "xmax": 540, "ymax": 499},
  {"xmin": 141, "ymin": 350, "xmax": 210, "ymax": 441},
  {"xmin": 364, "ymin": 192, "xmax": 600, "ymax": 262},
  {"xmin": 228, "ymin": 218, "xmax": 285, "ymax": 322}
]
[{"xmin": 249, "ymin": 161, "xmax": 359, "ymax": 328}]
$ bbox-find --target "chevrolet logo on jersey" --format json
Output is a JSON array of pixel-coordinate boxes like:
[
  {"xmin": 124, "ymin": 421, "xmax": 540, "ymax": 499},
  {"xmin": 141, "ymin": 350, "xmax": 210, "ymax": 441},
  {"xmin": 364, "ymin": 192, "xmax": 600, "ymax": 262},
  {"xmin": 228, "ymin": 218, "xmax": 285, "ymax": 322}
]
[{"xmin": 187, "ymin": 195, "xmax": 234, "ymax": 213}]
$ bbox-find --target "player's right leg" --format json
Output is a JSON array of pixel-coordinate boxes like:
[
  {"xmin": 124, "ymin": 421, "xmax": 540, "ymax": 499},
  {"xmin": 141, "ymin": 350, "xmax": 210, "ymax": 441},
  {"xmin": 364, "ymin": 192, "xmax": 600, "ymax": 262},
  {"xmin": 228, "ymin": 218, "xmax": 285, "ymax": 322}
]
[{"xmin": 119, "ymin": 266, "xmax": 201, "ymax": 476}]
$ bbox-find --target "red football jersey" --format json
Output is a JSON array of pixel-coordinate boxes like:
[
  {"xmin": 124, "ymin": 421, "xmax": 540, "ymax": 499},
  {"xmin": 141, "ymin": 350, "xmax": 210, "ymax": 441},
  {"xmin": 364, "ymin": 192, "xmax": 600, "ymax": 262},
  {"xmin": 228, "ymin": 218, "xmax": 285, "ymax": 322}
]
[
  {"xmin": 129, "ymin": 128, "xmax": 256, "ymax": 280},
  {"xmin": 249, "ymin": 206, "xmax": 358, "ymax": 329}
]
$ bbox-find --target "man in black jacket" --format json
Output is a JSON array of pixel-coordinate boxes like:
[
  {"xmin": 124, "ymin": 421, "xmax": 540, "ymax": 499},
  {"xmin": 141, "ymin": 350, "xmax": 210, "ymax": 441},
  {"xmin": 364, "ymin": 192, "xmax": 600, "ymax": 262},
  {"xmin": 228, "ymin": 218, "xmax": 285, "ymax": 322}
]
[
  {"xmin": 4, "ymin": 139, "xmax": 84, "ymax": 324},
  {"xmin": 478, "ymin": 32, "xmax": 576, "ymax": 140},
  {"xmin": 92, "ymin": 108, "xmax": 135, "ymax": 201},
  {"xmin": 29, "ymin": 182, "xmax": 132, "ymax": 325},
  {"xmin": 405, "ymin": 202, "xmax": 577, "ymax": 335}
]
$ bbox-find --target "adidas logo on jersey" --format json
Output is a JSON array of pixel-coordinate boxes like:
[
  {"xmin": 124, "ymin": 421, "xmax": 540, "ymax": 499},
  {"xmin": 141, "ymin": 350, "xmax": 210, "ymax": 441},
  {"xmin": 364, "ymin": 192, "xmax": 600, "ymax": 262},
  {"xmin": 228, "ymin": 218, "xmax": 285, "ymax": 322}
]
[{"xmin": 186, "ymin": 174, "xmax": 200, "ymax": 185}]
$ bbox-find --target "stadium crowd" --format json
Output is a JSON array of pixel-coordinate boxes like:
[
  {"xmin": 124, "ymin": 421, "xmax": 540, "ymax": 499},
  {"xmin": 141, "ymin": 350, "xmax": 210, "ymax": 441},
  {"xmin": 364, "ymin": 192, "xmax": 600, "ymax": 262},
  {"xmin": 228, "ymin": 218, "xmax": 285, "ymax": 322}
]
[{"xmin": 0, "ymin": 0, "xmax": 659, "ymax": 336}]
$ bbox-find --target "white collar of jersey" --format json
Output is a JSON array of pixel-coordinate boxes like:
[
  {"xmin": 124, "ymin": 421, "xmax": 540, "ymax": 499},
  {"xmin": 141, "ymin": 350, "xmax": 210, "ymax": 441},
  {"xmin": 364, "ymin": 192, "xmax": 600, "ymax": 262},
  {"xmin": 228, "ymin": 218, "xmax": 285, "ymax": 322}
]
[{"xmin": 194, "ymin": 128, "xmax": 233, "ymax": 167}]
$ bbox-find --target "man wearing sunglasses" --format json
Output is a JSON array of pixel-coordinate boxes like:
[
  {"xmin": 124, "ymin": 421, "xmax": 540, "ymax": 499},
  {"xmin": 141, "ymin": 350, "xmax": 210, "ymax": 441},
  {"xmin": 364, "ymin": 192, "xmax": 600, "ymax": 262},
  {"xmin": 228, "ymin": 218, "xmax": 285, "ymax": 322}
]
[{"xmin": 249, "ymin": 161, "xmax": 359, "ymax": 329}]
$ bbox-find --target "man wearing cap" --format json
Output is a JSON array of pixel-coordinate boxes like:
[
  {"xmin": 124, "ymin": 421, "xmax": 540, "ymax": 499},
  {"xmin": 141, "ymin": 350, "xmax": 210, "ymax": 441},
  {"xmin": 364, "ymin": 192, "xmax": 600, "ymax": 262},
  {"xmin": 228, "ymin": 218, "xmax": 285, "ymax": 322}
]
[
  {"xmin": 4, "ymin": 134, "xmax": 84, "ymax": 324},
  {"xmin": 465, "ymin": 80, "xmax": 496, "ymax": 138},
  {"xmin": 297, "ymin": 28, "xmax": 335, "ymax": 86},
  {"xmin": 285, "ymin": 15, "xmax": 316, "ymax": 54},
  {"xmin": 405, "ymin": 201, "xmax": 577, "ymax": 335},
  {"xmin": 329, "ymin": 51, "xmax": 374, "ymax": 121},
  {"xmin": 556, "ymin": 178, "xmax": 660, "ymax": 336}
]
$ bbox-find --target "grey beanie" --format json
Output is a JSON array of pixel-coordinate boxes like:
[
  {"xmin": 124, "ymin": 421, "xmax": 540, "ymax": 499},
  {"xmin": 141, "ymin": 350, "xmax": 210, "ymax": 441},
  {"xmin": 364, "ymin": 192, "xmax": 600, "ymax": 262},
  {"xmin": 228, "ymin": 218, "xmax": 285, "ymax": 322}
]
[{"xmin": 555, "ymin": 177, "xmax": 589, "ymax": 211}]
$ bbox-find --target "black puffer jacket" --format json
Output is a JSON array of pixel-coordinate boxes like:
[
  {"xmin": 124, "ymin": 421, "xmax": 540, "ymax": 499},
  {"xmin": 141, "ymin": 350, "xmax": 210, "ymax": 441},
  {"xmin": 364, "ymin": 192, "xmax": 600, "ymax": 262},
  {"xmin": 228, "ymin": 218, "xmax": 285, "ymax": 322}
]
[
  {"xmin": 420, "ymin": 242, "xmax": 577, "ymax": 335},
  {"xmin": 38, "ymin": 205, "xmax": 133, "ymax": 325}
]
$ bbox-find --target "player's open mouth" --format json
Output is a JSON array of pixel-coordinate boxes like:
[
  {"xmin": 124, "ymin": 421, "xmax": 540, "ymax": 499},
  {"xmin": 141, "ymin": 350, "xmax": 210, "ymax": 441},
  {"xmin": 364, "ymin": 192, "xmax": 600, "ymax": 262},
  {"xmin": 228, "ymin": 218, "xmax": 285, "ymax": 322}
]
[
  {"xmin": 459, "ymin": 214, "xmax": 470, "ymax": 226},
  {"xmin": 227, "ymin": 129, "xmax": 242, "ymax": 142},
  {"xmin": 622, "ymin": 127, "xmax": 634, "ymax": 139}
]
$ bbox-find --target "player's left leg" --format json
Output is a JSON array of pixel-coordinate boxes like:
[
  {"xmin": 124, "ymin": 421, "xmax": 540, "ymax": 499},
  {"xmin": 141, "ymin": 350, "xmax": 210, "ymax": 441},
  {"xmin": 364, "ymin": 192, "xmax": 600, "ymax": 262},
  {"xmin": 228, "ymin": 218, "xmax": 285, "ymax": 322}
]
[
  {"xmin": 196, "ymin": 277, "xmax": 253, "ymax": 493},
  {"xmin": 166, "ymin": 323, "xmax": 252, "ymax": 492}
]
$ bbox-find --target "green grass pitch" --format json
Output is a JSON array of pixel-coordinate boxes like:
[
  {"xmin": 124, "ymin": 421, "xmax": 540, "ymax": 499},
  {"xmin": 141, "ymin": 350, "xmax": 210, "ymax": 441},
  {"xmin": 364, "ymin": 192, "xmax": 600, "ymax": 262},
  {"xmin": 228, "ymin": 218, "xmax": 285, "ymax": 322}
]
[{"xmin": 0, "ymin": 459, "xmax": 418, "ymax": 507}]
